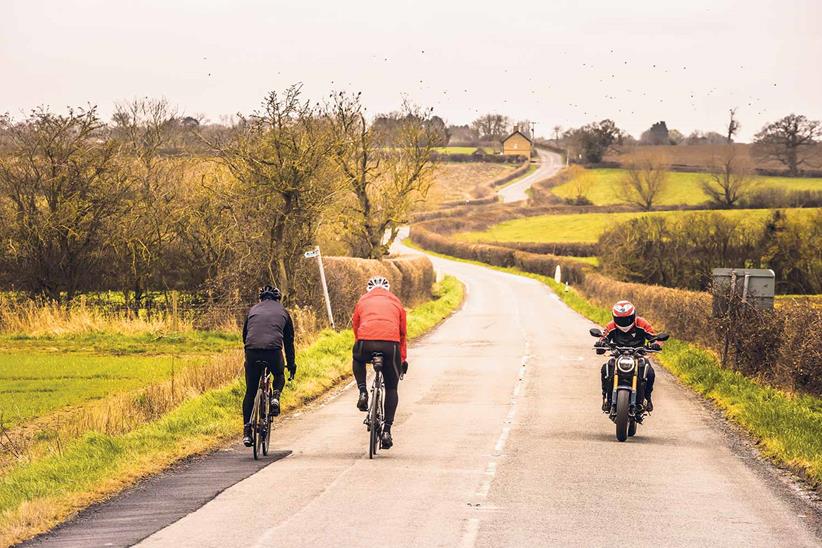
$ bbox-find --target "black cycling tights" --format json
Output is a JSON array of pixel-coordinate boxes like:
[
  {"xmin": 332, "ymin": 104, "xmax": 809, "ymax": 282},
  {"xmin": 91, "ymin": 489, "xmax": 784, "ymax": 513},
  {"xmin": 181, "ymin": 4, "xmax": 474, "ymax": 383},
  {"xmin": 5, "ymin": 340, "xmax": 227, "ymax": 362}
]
[
  {"xmin": 352, "ymin": 340, "xmax": 401, "ymax": 428},
  {"xmin": 243, "ymin": 349, "xmax": 285, "ymax": 424}
]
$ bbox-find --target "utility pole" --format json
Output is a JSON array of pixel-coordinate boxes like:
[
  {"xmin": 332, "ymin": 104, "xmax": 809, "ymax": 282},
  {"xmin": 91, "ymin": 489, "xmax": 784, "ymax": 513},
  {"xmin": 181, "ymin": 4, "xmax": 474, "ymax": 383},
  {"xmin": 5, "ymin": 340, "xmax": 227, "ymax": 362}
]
[{"xmin": 304, "ymin": 246, "xmax": 335, "ymax": 329}]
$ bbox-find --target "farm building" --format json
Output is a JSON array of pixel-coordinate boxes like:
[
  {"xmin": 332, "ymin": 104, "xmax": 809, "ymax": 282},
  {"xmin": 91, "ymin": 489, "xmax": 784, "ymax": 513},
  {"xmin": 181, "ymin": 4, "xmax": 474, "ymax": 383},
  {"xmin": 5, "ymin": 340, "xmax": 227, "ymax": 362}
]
[{"xmin": 502, "ymin": 130, "xmax": 532, "ymax": 160}]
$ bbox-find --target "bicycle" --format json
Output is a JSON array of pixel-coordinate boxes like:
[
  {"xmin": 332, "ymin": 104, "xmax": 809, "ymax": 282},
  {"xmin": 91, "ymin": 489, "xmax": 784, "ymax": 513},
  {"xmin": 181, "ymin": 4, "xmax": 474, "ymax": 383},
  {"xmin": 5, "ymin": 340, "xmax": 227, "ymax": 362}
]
[
  {"xmin": 249, "ymin": 360, "xmax": 273, "ymax": 460},
  {"xmin": 365, "ymin": 353, "xmax": 385, "ymax": 459}
]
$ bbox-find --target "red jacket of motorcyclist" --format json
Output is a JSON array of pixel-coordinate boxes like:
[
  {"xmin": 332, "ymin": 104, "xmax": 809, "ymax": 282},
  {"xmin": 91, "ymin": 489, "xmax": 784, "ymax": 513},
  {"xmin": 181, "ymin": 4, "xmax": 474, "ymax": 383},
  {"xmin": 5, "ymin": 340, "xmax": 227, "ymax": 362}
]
[{"xmin": 352, "ymin": 287, "xmax": 407, "ymax": 361}]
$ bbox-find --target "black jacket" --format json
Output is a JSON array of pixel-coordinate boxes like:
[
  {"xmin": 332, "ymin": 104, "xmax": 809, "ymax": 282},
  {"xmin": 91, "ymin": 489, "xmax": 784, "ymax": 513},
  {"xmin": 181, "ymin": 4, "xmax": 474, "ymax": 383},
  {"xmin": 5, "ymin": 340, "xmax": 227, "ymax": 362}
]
[{"xmin": 243, "ymin": 300, "xmax": 295, "ymax": 366}]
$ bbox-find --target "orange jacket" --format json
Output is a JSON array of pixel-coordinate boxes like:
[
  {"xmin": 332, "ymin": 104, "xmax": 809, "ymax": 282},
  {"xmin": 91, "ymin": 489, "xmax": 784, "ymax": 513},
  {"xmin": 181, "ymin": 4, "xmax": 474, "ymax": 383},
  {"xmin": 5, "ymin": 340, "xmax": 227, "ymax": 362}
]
[{"xmin": 352, "ymin": 288, "xmax": 407, "ymax": 360}]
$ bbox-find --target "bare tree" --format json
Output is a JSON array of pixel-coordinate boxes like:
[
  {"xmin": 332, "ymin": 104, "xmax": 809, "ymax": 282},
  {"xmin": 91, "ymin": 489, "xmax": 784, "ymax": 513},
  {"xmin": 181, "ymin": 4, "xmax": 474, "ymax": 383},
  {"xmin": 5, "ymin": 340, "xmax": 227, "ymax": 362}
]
[
  {"xmin": 563, "ymin": 165, "xmax": 594, "ymax": 204},
  {"xmin": 0, "ymin": 107, "xmax": 131, "ymax": 301},
  {"xmin": 111, "ymin": 98, "xmax": 180, "ymax": 308},
  {"xmin": 701, "ymin": 146, "xmax": 757, "ymax": 208},
  {"xmin": 727, "ymin": 108, "xmax": 740, "ymax": 143},
  {"xmin": 753, "ymin": 114, "xmax": 822, "ymax": 176},
  {"xmin": 211, "ymin": 84, "xmax": 338, "ymax": 297},
  {"xmin": 329, "ymin": 92, "xmax": 438, "ymax": 258},
  {"xmin": 619, "ymin": 151, "xmax": 670, "ymax": 211},
  {"xmin": 471, "ymin": 113, "xmax": 510, "ymax": 141}
]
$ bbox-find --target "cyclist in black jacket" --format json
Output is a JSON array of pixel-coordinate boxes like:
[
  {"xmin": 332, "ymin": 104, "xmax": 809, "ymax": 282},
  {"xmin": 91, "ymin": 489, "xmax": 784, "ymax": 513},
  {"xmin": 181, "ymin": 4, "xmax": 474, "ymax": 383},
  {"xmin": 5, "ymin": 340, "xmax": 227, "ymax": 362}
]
[{"xmin": 242, "ymin": 285, "xmax": 296, "ymax": 447}]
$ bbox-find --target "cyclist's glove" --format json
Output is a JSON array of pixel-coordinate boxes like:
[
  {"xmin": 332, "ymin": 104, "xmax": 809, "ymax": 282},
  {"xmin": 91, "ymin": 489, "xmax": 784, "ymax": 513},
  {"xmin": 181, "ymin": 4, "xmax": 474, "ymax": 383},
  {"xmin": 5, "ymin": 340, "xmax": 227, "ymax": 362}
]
[
  {"xmin": 648, "ymin": 343, "xmax": 662, "ymax": 351},
  {"xmin": 287, "ymin": 363, "xmax": 297, "ymax": 380},
  {"xmin": 401, "ymin": 360, "xmax": 409, "ymax": 375}
]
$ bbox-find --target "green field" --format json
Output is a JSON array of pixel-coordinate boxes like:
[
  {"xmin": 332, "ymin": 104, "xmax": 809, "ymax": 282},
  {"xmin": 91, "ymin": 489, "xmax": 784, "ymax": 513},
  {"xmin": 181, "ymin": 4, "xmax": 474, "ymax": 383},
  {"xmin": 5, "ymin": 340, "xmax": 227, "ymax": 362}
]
[
  {"xmin": 458, "ymin": 208, "xmax": 819, "ymax": 244},
  {"xmin": 552, "ymin": 168, "xmax": 822, "ymax": 206},
  {"xmin": 0, "ymin": 277, "xmax": 465, "ymax": 546},
  {"xmin": 0, "ymin": 353, "xmax": 215, "ymax": 428}
]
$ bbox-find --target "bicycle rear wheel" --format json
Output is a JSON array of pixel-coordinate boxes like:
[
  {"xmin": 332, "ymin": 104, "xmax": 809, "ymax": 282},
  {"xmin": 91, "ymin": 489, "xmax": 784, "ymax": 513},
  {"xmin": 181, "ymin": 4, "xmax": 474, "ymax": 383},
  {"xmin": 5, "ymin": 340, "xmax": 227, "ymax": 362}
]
[
  {"xmin": 261, "ymin": 394, "xmax": 271, "ymax": 456},
  {"xmin": 368, "ymin": 388, "xmax": 379, "ymax": 459},
  {"xmin": 251, "ymin": 389, "xmax": 263, "ymax": 460}
]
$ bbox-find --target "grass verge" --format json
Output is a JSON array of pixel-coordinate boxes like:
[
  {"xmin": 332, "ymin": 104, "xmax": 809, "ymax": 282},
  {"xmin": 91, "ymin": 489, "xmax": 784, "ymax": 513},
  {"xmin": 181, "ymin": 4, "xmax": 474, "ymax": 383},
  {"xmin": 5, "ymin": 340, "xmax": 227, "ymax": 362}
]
[
  {"xmin": 0, "ymin": 276, "xmax": 465, "ymax": 546},
  {"xmin": 407, "ymin": 239, "xmax": 822, "ymax": 487}
]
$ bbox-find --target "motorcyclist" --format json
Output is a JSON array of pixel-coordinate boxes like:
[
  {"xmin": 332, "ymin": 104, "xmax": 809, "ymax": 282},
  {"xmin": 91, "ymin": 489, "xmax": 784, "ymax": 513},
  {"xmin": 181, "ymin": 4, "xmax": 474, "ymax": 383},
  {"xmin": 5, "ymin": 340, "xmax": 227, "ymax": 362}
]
[
  {"xmin": 596, "ymin": 300, "xmax": 660, "ymax": 413},
  {"xmin": 351, "ymin": 276, "xmax": 408, "ymax": 450},
  {"xmin": 242, "ymin": 285, "xmax": 296, "ymax": 447}
]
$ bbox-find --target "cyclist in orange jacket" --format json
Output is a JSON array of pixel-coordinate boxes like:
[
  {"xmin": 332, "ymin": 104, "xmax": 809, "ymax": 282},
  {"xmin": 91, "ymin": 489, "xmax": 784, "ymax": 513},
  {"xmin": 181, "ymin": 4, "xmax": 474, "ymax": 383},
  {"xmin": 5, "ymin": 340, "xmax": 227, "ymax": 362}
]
[{"xmin": 351, "ymin": 276, "xmax": 408, "ymax": 449}]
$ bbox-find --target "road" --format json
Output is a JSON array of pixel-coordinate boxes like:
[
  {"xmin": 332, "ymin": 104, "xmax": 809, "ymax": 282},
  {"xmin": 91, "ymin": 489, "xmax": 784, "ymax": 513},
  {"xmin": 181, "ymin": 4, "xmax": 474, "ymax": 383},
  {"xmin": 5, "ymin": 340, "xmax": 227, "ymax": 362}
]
[
  {"xmin": 497, "ymin": 148, "xmax": 563, "ymax": 203},
  {"xmin": 124, "ymin": 243, "xmax": 818, "ymax": 547}
]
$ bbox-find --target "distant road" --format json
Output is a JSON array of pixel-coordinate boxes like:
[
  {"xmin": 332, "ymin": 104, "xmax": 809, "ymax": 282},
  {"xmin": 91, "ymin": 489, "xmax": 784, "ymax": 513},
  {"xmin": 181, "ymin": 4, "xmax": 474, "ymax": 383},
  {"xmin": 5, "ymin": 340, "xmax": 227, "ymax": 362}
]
[{"xmin": 498, "ymin": 148, "xmax": 564, "ymax": 203}]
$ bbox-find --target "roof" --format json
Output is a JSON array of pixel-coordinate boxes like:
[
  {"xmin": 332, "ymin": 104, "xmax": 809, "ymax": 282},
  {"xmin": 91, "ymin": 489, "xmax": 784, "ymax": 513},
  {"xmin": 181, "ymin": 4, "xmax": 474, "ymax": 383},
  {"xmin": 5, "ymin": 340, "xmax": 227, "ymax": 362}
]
[{"xmin": 502, "ymin": 129, "xmax": 532, "ymax": 144}]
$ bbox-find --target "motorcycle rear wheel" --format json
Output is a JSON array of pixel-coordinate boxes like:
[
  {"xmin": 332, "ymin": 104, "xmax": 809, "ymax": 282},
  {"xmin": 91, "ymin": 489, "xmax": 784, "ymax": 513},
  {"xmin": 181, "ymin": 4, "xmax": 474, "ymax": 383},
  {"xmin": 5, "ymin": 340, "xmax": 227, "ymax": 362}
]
[
  {"xmin": 628, "ymin": 419, "xmax": 637, "ymax": 437},
  {"xmin": 615, "ymin": 390, "xmax": 630, "ymax": 442}
]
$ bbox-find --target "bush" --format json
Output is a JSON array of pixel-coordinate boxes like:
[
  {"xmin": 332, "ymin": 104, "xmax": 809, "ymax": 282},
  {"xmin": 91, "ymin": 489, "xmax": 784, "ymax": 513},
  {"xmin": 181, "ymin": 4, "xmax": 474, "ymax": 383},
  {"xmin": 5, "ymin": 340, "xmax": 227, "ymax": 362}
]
[
  {"xmin": 738, "ymin": 187, "xmax": 822, "ymax": 209},
  {"xmin": 309, "ymin": 255, "xmax": 434, "ymax": 329},
  {"xmin": 597, "ymin": 210, "xmax": 821, "ymax": 294}
]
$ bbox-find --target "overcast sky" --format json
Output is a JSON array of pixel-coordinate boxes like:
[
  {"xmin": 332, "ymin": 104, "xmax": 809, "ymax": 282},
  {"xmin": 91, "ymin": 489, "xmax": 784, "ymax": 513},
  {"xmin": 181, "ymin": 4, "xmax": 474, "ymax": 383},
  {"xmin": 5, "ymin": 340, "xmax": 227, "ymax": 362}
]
[{"xmin": 2, "ymin": 0, "xmax": 820, "ymax": 141}]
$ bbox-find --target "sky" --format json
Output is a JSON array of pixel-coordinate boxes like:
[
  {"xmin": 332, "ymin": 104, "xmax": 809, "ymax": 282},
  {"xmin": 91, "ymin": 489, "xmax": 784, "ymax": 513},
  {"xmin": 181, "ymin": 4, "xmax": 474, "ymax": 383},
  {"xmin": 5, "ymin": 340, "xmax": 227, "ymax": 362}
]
[{"xmin": 2, "ymin": 0, "xmax": 821, "ymax": 141}]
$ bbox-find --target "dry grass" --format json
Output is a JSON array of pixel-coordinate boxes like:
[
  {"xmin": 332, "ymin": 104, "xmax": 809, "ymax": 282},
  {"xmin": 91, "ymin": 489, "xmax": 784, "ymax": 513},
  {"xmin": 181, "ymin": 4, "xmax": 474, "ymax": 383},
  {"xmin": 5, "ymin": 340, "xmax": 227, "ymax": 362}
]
[
  {"xmin": 426, "ymin": 162, "xmax": 521, "ymax": 205},
  {"xmin": 0, "ymin": 297, "xmax": 198, "ymax": 337}
]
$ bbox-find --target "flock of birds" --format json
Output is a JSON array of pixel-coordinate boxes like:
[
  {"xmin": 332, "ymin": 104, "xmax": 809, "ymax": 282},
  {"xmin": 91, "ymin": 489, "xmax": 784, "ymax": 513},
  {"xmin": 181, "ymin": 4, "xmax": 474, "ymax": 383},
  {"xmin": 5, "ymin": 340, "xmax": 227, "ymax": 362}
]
[{"xmin": 199, "ymin": 46, "xmax": 777, "ymax": 132}]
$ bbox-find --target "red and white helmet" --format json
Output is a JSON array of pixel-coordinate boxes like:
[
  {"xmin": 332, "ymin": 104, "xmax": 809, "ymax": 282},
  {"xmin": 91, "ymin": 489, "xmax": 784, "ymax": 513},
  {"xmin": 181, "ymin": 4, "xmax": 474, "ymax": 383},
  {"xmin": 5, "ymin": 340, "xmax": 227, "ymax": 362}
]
[{"xmin": 612, "ymin": 301, "xmax": 636, "ymax": 332}]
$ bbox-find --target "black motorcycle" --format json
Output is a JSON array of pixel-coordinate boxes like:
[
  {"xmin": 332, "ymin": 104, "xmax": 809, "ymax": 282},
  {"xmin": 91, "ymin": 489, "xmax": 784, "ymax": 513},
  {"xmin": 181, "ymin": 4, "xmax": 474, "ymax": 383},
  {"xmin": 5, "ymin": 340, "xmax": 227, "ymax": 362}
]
[{"xmin": 589, "ymin": 327, "xmax": 669, "ymax": 442}]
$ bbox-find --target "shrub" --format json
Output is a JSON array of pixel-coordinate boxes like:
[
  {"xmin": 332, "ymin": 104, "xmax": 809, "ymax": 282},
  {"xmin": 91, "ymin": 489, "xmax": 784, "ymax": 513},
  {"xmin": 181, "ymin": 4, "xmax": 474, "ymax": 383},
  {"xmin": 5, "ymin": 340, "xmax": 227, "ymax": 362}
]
[
  {"xmin": 738, "ymin": 187, "xmax": 822, "ymax": 209},
  {"xmin": 597, "ymin": 210, "xmax": 821, "ymax": 294},
  {"xmin": 308, "ymin": 255, "xmax": 434, "ymax": 329}
]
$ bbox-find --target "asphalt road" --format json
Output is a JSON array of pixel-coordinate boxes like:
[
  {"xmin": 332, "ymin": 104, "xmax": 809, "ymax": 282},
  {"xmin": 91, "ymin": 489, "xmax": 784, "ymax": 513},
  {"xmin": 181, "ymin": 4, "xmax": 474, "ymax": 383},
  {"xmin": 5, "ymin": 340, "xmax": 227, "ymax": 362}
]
[
  {"xmin": 497, "ymin": 148, "xmax": 563, "ymax": 203},
  {"xmin": 126, "ymin": 245, "xmax": 819, "ymax": 548}
]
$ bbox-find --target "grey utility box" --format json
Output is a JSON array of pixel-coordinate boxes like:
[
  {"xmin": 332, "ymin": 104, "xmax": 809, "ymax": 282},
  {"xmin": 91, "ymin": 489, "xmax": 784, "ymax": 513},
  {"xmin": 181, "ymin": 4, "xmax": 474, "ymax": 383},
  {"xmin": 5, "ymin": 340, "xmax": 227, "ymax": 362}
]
[{"xmin": 711, "ymin": 268, "xmax": 775, "ymax": 314}]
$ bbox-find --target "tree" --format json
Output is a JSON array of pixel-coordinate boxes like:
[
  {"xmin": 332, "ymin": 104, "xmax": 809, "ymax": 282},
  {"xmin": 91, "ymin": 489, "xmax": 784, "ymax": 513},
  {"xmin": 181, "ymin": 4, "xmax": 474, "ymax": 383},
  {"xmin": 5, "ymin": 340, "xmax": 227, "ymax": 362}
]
[
  {"xmin": 619, "ymin": 151, "xmax": 670, "ymax": 210},
  {"xmin": 726, "ymin": 107, "xmax": 740, "ymax": 143},
  {"xmin": 471, "ymin": 113, "xmax": 510, "ymax": 141},
  {"xmin": 552, "ymin": 125, "xmax": 562, "ymax": 143},
  {"xmin": 111, "ymin": 98, "xmax": 181, "ymax": 309},
  {"xmin": 668, "ymin": 129, "xmax": 685, "ymax": 145},
  {"xmin": 640, "ymin": 121, "xmax": 669, "ymax": 145},
  {"xmin": 565, "ymin": 119, "xmax": 623, "ymax": 163},
  {"xmin": 700, "ymin": 146, "xmax": 756, "ymax": 208},
  {"xmin": 563, "ymin": 165, "xmax": 594, "ymax": 205},
  {"xmin": 212, "ymin": 84, "xmax": 338, "ymax": 298},
  {"xmin": 0, "ymin": 107, "xmax": 131, "ymax": 301},
  {"xmin": 753, "ymin": 114, "xmax": 822, "ymax": 176},
  {"xmin": 328, "ymin": 92, "xmax": 438, "ymax": 258},
  {"xmin": 685, "ymin": 130, "xmax": 727, "ymax": 145}
]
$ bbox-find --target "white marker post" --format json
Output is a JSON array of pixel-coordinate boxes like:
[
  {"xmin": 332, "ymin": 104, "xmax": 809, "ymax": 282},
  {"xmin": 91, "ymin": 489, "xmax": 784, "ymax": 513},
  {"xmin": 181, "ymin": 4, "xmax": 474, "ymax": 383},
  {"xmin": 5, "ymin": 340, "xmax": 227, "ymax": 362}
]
[{"xmin": 305, "ymin": 246, "xmax": 335, "ymax": 330}]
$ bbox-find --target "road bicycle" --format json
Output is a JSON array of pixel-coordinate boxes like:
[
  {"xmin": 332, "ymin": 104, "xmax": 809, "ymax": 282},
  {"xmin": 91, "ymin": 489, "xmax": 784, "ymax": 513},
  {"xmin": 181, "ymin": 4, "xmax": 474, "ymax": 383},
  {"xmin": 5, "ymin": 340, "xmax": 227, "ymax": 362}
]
[{"xmin": 249, "ymin": 360, "xmax": 273, "ymax": 460}]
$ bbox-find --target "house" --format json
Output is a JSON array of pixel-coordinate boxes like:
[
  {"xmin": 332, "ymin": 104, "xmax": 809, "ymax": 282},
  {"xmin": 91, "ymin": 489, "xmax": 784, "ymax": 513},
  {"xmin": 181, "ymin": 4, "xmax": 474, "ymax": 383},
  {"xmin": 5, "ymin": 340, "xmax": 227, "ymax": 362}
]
[{"xmin": 502, "ymin": 129, "xmax": 532, "ymax": 160}]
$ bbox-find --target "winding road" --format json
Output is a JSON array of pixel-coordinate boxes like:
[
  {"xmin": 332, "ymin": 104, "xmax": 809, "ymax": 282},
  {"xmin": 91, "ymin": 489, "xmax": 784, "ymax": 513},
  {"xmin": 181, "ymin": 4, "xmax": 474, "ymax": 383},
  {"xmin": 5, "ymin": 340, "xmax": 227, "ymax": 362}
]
[
  {"xmin": 498, "ymin": 148, "xmax": 564, "ymax": 203},
  {"xmin": 30, "ymin": 243, "xmax": 820, "ymax": 547}
]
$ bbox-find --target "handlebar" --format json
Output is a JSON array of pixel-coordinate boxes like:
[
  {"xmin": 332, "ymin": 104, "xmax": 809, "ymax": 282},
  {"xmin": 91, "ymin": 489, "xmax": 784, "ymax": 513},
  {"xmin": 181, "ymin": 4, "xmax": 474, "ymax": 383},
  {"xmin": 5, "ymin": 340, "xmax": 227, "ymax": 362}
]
[{"xmin": 593, "ymin": 344, "xmax": 661, "ymax": 354}]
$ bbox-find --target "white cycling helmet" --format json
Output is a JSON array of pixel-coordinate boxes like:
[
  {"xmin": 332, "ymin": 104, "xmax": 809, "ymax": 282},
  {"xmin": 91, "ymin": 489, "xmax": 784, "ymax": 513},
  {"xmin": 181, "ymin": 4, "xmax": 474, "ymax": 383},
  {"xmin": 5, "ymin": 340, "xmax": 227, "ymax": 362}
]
[{"xmin": 366, "ymin": 276, "xmax": 390, "ymax": 292}]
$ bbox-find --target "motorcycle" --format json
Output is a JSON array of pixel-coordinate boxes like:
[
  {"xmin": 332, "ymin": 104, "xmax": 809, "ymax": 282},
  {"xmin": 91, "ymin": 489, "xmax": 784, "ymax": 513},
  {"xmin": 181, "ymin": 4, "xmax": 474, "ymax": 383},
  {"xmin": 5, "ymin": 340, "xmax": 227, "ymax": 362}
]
[{"xmin": 589, "ymin": 327, "xmax": 669, "ymax": 442}]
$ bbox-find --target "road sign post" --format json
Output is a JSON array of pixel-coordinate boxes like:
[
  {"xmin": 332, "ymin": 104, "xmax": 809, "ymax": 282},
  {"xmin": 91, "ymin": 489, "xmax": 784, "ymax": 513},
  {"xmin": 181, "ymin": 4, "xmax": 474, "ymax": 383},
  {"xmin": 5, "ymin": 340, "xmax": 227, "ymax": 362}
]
[{"xmin": 305, "ymin": 246, "xmax": 335, "ymax": 330}]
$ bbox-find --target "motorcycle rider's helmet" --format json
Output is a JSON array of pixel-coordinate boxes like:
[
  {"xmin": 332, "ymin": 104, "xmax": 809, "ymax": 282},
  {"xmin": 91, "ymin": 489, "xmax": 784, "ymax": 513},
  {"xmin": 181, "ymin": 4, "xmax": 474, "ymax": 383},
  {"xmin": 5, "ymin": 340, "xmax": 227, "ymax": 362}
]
[
  {"xmin": 259, "ymin": 285, "xmax": 282, "ymax": 301},
  {"xmin": 366, "ymin": 276, "xmax": 390, "ymax": 292},
  {"xmin": 612, "ymin": 300, "xmax": 636, "ymax": 332}
]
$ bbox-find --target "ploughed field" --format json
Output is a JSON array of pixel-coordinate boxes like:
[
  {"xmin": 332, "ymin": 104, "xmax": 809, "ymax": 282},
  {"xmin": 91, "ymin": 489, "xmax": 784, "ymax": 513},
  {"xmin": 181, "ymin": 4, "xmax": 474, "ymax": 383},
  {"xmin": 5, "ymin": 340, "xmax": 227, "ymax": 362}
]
[
  {"xmin": 551, "ymin": 168, "xmax": 822, "ymax": 206},
  {"xmin": 456, "ymin": 208, "xmax": 820, "ymax": 244}
]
